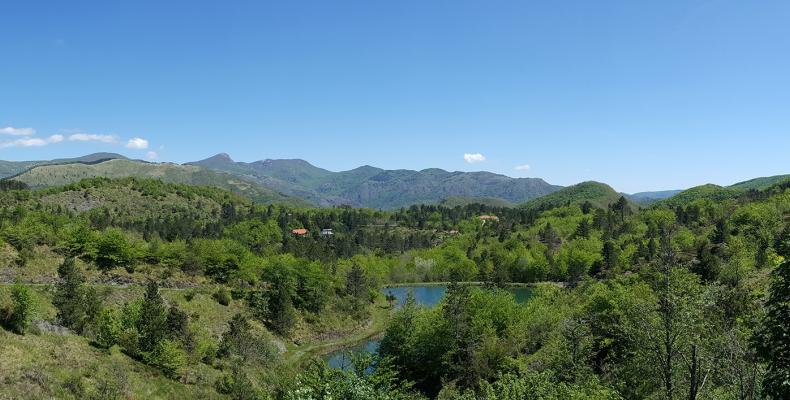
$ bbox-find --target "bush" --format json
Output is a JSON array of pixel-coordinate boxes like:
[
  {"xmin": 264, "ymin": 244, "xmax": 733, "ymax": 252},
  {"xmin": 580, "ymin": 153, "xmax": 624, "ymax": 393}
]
[
  {"xmin": 219, "ymin": 314, "xmax": 278, "ymax": 365},
  {"xmin": 94, "ymin": 229, "xmax": 135, "ymax": 271},
  {"xmin": 5, "ymin": 283, "xmax": 35, "ymax": 334},
  {"xmin": 96, "ymin": 308, "xmax": 123, "ymax": 348},
  {"xmin": 215, "ymin": 366, "xmax": 258, "ymax": 400},
  {"xmin": 213, "ymin": 287, "xmax": 232, "ymax": 306},
  {"xmin": 146, "ymin": 339, "xmax": 187, "ymax": 378},
  {"xmin": 183, "ymin": 289, "xmax": 197, "ymax": 302}
]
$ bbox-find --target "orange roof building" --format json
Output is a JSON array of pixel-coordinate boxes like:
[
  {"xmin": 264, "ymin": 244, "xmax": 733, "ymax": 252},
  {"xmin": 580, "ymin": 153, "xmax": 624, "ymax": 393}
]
[{"xmin": 291, "ymin": 228, "xmax": 309, "ymax": 235}]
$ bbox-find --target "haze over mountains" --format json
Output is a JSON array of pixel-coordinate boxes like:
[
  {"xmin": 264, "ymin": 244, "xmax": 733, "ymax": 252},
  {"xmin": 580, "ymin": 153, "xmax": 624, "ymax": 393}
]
[{"xmin": 1, "ymin": 152, "xmax": 788, "ymax": 209}]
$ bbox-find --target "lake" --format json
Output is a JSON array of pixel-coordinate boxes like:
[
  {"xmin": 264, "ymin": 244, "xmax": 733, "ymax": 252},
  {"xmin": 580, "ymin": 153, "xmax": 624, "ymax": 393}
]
[{"xmin": 325, "ymin": 285, "xmax": 533, "ymax": 370}]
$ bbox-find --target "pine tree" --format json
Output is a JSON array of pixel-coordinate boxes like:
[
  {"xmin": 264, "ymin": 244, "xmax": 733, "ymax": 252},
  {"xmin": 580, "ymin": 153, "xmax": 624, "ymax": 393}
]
[
  {"xmin": 53, "ymin": 258, "xmax": 100, "ymax": 333},
  {"xmin": 137, "ymin": 281, "xmax": 168, "ymax": 354}
]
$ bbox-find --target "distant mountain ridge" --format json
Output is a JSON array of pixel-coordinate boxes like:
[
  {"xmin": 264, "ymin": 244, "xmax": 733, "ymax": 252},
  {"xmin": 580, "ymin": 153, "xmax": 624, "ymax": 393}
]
[
  {"xmin": 2, "ymin": 152, "xmax": 787, "ymax": 210},
  {"xmin": 0, "ymin": 152, "xmax": 128, "ymax": 179},
  {"xmin": 188, "ymin": 153, "xmax": 562, "ymax": 209},
  {"xmin": 7, "ymin": 158, "xmax": 309, "ymax": 206},
  {"xmin": 626, "ymin": 190, "xmax": 683, "ymax": 204}
]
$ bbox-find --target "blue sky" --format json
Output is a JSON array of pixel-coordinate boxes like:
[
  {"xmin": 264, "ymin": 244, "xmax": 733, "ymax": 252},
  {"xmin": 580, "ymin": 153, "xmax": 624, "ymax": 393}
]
[{"xmin": 1, "ymin": 0, "xmax": 789, "ymax": 193}]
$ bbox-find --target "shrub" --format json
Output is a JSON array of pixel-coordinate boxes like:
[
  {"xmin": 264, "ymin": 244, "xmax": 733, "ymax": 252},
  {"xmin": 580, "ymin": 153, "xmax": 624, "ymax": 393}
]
[
  {"xmin": 94, "ymin": 229, "xmax": 135, "ymax": 271},
  {"xmin": 6, "ymin": 283, "xmax": 35, "ymax": 334},
  {"xmin": 183, "ymin": 289, "xmax": 197, "ymax": 302},
  {"xmin": 96, "ymin": 308, "xmax": 123, "ymax": 348},
  {"xmin": 213, "ymin": 287, "xmax": 232, "ymax": 306},
  {"xmin": 215, "ymin": 366, "xmax": 258, "ymax": 400},
  {"xmin": 146, "ymin": 339, "xmax": 187, "ymax": 378}
]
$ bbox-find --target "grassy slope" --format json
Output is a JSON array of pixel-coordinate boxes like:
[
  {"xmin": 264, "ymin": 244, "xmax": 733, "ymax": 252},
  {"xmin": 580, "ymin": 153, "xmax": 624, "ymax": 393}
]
[
  {"xmin": 0, "ymin": 284, "xmax": 238, "ymax": 399},
  {"xmin": 8, "ymin": 159, "xmax": 310, "ymax": 206},
  {"xmin": 0, "ymin": 332, "xmax": 225, "ymax": 400},
  {"xmin": 520, "ymin": 181, "xmax": 625, "ymax": 210},
  {"xmin": 0, "ymin": 153, "xmax": 129, "ymax": 180}
]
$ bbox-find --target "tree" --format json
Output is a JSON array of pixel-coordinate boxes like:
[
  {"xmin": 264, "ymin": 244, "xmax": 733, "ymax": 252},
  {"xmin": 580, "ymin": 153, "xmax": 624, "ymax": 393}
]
[
  {"xmin": 268, "ymin": 279, "xmax": 297, "ymax": 335},
  {"xmin": 7, "ymin": 283, "xmax": 35, "ymax": 334},
  {"xmin": 136, "ymin": 281, "xmax": 168, "ymax": 354},
  {"xmin": 53, "ymin": 257, "xmax": 100, "ymax": 333},
  {"xmin": 219, "ymin": 313, "xmax": 277, "ymax": 365},
  {"xmin": 539, "ymin": 223, "xmax": 561, "ymax": 252},
  {"xmin": 574, "ymin": 219, "xmax": 591, "ymax": 239},
  {"xmin": 346, "ymin": 263, "xmax": 370, "ymax": 310},
  {"xmin": 626, "ymin": 230, "xmax": 707, "ymax": 400},
  {"xmin": 756, "ymin": 238, "xmax": 790, "ymax": 399},
  {"xmin": 94, "ymin": 229, "xmax": 135, "ymax": 271},
  {"xmin": 612, "ymin": 196, "xmax": 631, "ymax": 223},
  {"xmin": 442, "ymin": 283, "xmax": 477, "ymax": 390},
  {"xmin": 601, "ymin": 240, "xmax": 619, "ymax": 273}
]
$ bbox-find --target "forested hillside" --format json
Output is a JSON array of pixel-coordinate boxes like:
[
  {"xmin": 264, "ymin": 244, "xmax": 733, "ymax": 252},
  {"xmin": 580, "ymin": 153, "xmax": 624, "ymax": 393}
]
[
  {"xmin": 0, "ymin": 152, "xmax": 127, "ymax": 179},
  {"xmin": 189, "ymin": 153, "xmax": 561, "ymax": 208},
  {"xmin": 7, "ymin": 159, "xmax": 307, "ymax": 207},
  {"xmin": 0, "ymin": 174, "xmax": 789, "ymax": 399}
]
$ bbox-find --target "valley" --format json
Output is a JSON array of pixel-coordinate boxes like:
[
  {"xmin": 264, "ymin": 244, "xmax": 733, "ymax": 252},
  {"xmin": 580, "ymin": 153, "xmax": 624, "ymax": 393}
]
[{"xmin": 0, "ymin": 161, "xmax": 788, "ymax": 398}]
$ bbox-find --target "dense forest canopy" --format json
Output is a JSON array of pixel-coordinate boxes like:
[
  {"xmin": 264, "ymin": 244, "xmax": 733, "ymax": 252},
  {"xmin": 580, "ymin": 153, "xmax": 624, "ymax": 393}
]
[{"xmin": 0, "ymin": 176, "xmax": 788, "ymax": 399}]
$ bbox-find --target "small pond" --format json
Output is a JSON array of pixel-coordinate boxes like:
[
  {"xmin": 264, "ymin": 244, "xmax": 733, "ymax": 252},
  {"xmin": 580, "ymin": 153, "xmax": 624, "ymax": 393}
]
[{"xmin": 325, "ymin": 285, "xmax": 533, "ymax": 370}]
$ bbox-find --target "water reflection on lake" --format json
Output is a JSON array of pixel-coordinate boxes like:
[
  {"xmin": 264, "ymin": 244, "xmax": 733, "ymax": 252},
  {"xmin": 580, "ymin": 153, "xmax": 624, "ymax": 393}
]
[{"xmin": 325, "ymin": 285, "xmax": 533, "ymax": 370}]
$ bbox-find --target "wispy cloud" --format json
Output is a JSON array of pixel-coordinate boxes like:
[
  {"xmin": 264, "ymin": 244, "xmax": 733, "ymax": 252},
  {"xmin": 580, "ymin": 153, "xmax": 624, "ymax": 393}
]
[
  {"xmin": 1, "ymin": 125, "xmax": 154, "ymax": 153},
  {"xmin": 126, "ymin": 137, "xmax": 149, "ymax": 150},
  {"xmin": 146, "ymin": 151, "xmax": 158, "ymax": 159},
  {"xmin": 463, "ymin": 153, "xmax": 486, "ymax": 163},
  {"xmin": 0, "ymin": 126, "xmax": 36, "ymax": 136},
  {"xmin": 68, "ymin": 133, "xmax": 118, "ymax": 143},
  {"xmin": 0, "ymin": 135, "xmax": 64, "ymax": 148},
  {"xmin": 514, "ymin": 164, "xmax": 531, "ymax": 171}
]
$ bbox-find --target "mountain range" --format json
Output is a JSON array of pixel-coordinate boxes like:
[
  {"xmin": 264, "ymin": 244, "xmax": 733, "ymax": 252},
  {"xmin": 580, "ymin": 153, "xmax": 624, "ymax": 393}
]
[
  {"xmin": 187, "ymin": 153, "xmax": 562, "ymax": 208},
  {"xmin": 1, "ymin": 152, "xmax": 788, "ymax": 209}
]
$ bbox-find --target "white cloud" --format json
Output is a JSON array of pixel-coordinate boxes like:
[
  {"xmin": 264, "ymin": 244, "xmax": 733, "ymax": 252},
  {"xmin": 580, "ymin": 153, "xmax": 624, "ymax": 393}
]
[
  {"xmin": 514, "ymin": 164, "xmax": 531, "ymax": 171},
  {"xmin": 125, "ymin": 137, "xmax": 149, "ymax": 149},
  {"xmin": 146, "ymin": 151, "xmax": 158, "ymax": 159},
  {"xmin": 0, "ymin": 126, "xmax": 36, "ymax": 136},
  {"xmin": 68, "ymin": 133, "xmax": 117, "ymax": 143},
  {"xmin": 0, "ymin": 138, "xmax": 46, "ymax": 148},
  {"xmin": 463, "ymin": 153, "xmax": 486, "ymax": 163},
  {"xmin": 0, "ymin": 135, "xmax": 63, "ymax": 148}
]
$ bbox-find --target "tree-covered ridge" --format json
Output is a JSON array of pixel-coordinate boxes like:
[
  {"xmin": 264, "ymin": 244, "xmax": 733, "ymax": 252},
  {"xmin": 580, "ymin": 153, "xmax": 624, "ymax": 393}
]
[
  {"xmin": 730, "ymin": 174, "xmax": 790, "ymax": 191},
  {"xmin": 5, "ymin": 158, "xmax": 309, "ymax": 207},
  {"xmin": 189, "ymin": 153, "xmax": 562, "ymax": 208},
  {"xmin": 0, "ymin": 175, "xmax": 788, "ymax": 399},
  {"xmin": 519, "ymin": 181, "xmax": 629, "ymax": 210},
  {"xmin": 0, "ymin": 152, "xmax": 129, "ymax": 179},
  {"xmin": 657, "ymin": 183, "xmax": 741, "ymax": 207},
  {"xmin": 439, "ymin": 196, "xmax": 514, "ymax": 208}
]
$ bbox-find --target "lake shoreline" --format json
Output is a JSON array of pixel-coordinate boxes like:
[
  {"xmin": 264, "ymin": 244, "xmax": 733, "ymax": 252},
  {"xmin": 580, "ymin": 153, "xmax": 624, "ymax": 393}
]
[
  {"xmin": 383, "ymin": 281, "xmax": 562, "ymax": 288},
  {"xmin": 323, "ymin": 284, "xmax": 538, "ymax": 369}
]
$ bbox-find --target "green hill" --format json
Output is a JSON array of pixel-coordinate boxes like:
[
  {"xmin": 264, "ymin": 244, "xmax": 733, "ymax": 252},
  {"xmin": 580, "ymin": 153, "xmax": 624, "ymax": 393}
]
[
  {"xmin": 658, "ymin": 184, "xmax": 741, "ymax": 207},
  {"xmin": 6, "ymin": 159, "xmax": 309, "ymax": 206},
  {"xmin": 520, "ymin": 181, "xmax": 626, "ymax": 210},
  {"xmin": 729, "ymin": 174, "xmax": 790, "ymax": 191},
  {"xmin": 627, "ymin": 189, "xmax": 683, "ymax": 204},
  {"xmin": 0, "ymin": 152, "xmax": 127, "ymax": 179}
]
